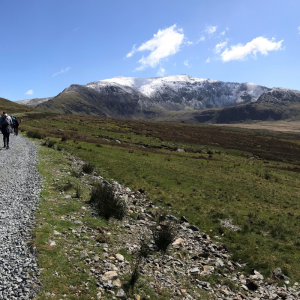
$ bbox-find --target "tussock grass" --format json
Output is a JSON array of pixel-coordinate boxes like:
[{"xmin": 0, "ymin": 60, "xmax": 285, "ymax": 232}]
[
  {"xmin": 90, "ymin": 183, "xmax": 126, "ymax": 221},
  {"xmin": 82, "ymin": 162, "xmax": 94, "ymax": 174}
]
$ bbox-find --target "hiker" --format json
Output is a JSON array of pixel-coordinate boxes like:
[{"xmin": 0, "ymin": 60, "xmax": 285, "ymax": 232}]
[
  {"xmin": 0, "ymin": 111, "xmax": 13, "ymax": 149},
  {"xmin": 11, "ymin": 115, "xmax": 15, "ymax": 131},
  {"xmin": 13, "ymin": 117, "xmax": 19, "ymax": 136}
]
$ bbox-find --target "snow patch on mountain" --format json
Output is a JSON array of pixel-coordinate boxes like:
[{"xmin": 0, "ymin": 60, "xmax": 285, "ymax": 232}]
[
  {"xmin": 86, "ymin": 75, "xmax": 270, "ymax": 110},
  {"xmin": 100, "ymin": 75, "xmax": 216, "ymax": 97}
]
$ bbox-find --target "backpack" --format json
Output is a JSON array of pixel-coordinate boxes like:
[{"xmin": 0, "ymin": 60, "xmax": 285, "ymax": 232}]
[
  {"xmin": 14, "ymin": 119, "xmax": 19, "ymax": 127},
  {"xmin": 2, "ymin": 116, "xmax": 9, "ymax": 127}
]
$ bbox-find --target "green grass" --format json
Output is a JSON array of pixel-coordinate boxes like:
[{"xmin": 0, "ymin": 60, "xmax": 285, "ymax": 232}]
[
  {"xmin": 25, "ymin": 115, "xmax": 300, "ymax": 285},
  {"xmin": 32, "ymin": 145, "xmax": 109, "ymax": 299}
]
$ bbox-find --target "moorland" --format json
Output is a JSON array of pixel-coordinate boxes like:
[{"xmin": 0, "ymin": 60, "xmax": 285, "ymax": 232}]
[{"xmin": 20, "ymin": 112, "xmax": 300, "ymax": 288}]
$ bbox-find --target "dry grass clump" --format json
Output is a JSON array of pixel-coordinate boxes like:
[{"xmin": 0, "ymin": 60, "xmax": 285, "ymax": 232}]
[
  {"xmin": 90, "ymin": 183, "xmax": 126, "ymax": 221},
  {"xmin": 82, "ymin": 162, "xmax": 95, "ymax": 174},
  {"xmin": 152, "ymin": 217, "xmax": 177, "ymax": 252}
]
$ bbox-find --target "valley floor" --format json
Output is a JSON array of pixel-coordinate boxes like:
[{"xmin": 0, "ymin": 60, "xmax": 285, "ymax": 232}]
[{"xmin": 214, "ymin": 121, "xmax": 300, "ymax": 133}]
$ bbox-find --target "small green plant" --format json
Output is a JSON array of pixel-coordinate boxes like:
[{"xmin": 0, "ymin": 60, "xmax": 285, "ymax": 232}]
[
  {"xmin": 70, "ymin": 169, "xmax": 81, "ymax": 178},
  {"xmin": 56, "ymin": 145, "xmax": 63, "ymax": 151},
  {"xmin": 82, "ymin": 162, "xmax": 95, "ymax": 174},
  {"xmin": 95, "ymin": 233, "xmax": 111, "ymax": 244},
  {"xmin": 75, "ymin": 183, "xmax": 82, "ymax": 198},
  {"xmin": 62, "ymin": 181, "xmax": 73, "ymax": 191},
  {"xmin": 129, "ymin": 264, "xmax": 140, "ymax": 287},
  {"xmin": 90, "ymin": 183, "xmax": 126, "ymax": 221},
  {"xmin": 61, "ymin": 135, "xmax": 68, "ymax": 142}
]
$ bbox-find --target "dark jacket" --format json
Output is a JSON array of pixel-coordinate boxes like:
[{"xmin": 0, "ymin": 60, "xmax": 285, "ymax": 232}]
[{"xmin": 0, "ymin": 114, "xmax": 13, "ymax": 134}]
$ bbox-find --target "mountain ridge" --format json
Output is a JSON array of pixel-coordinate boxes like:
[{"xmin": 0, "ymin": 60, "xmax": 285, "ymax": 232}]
[
  {"xmin": 35, "ymin": 75, "xmax": 270, "ymax": 118},
  {"xmin": 16, "ymin": 75, "xmax": 300, "ymax": 123}
]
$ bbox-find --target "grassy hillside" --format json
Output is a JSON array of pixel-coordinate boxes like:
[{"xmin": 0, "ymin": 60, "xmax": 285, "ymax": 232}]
[
  {"xmin": 37, "ymin": 89, "xmax": 165, "ymax": 120},
  {"xmin": 0, "ymin": 96, "xmax": 40, "ymax": 114},
  {"xmin": 22, "ymin": 114, "xmax": 300, "ymax": 285}
]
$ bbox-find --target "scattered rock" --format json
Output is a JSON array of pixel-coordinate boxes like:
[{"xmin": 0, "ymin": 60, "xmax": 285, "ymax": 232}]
[
  {"xmin": 181, "ymin": 216, "xmax": 188, "ymax": 223},
  {"xmin": 102, "ymin": 271, "xmax": 118, "ymax": 281},
  {"xmin": 172, "ymin": 238, "xmax": 184, "ymax": 246}
]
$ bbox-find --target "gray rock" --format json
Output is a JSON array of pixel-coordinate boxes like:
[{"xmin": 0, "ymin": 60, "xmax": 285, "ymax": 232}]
[{"xmin": 188, "ymin": 225, "xmax": 200, "ymax": 231}]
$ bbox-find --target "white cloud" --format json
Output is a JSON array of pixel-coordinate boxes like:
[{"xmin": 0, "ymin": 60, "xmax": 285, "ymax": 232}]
[
  {"xmin": 52, "ymin": 67, "xmax": 70, "ymax": 77},
  {"xmin": 126, "ymin": 24, "xmax": 184, "ymax": 71},
  {"xmin": 184, "ymin": 60, "xmax": 190, "ymax": 68},
  {"xmin": 214, "ymin": 41, "xmax": 228, "ymax": 53},
  {"xmin": 187, "ymin": 40, "xmax": 193, "ymax": 45},
  {"xmin": 126, "ymin": 44, "xmax": 137, "ymax": 58},
  {"xmin": 25, "ymin": 89, "xmax": 33, "ymax": 95},
  {"xmin": 157, "ymin": 66, "xmax": 166, "ymax": 76},
  {"xmin": 220, "ymin": 27, "xmax": 229, "ymax": 37},
  {"xmin": 220, "ymin": 37, "xmax": 284, "ymax": 62},
  {"xmin": 298, "ymin": 26, "xmax": 300, "ymax": 34},
  {"xmin": 205, "ymin": 25, "xmax": 217, "ymax": 34},
  {"xmin": 205, "ymin": 57, "xmax": 210, "ymax": 63},
  {"xmin": 197, "ymin": 36, "xmax": 205, "ymax": 43}
]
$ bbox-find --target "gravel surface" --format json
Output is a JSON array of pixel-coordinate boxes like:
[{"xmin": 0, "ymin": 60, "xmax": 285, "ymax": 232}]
[{"xmin": 0, "ymin": 134, "xmax": 41, "ymax": 299}]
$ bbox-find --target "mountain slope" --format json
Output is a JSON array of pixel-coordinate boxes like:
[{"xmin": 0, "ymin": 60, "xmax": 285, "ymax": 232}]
[
  {"xmin": 37, "ymin": 82, "xmax": 163, "ymax": 119},
  {"xmin": 0, "ymin": 97, "xmax": 37, "ymax": 114},
  {"xmin": 37, "ymin": 75, "xmax": 270, "ymax": 119},
  {"xmin": 188, "ymin": 88, "xmax": 300, "ymax": 124}
]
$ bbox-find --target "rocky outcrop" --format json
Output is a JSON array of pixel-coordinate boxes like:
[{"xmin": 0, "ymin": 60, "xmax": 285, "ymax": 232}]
[{"xmin": 256, "ymin": 88, "xmax": 300, "ymax": 104}]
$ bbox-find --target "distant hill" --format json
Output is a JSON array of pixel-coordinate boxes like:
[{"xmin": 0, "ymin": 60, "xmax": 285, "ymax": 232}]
[{"xmin": 16, "ymin": 97, "xmax": 53, "ymax": 108}]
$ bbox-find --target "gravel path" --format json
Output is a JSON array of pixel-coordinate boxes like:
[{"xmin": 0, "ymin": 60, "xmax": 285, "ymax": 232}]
[{"xmin": 0, "ymin": 134, "xmax": 41, "ymax": 299}]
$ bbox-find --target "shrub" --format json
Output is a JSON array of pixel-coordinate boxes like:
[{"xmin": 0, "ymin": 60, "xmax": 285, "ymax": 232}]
[
  {"xmin": 61, "ymin": 136, "xmax": 68, "ymax": 142},
  {"xmin": 27, "ymin": 131, "xmax": 44, "ymax": 139},
  {"xmin": 56, "ymin": 145, "xmax": 63, "ymax": 151},
  {"xmin": 90, "ymin": 183, "xmax": 126, "ymax": 221},
  {"xmin": 41, "ymin": 140, "xmax": 48, "ymax": 146},
  {"xmin": 152, "ymin": 221, "xmax": 177, "ymax": 252},
  {"xmin": 47, "ymin": 140, "xmax": 56, "ymax": 148},
  {"xmin": 82, "ymin": 162, "xmax": 95, "ymax": 174}
]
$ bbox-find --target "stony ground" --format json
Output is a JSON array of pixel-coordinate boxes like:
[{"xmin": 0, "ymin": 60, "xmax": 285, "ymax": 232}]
[
  {"xmin": 0, "ymin": 134, "xmax": 41, "ymax": 299},
  {"xmin": 46, "ymin": 155, "xmax": 300, "ymax": 300}
]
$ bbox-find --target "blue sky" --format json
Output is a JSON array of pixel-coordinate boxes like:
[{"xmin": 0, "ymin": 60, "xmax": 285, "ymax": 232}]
[{"xmin": 0, "ymin": 0, "xmax": 299, "ymax": 101}]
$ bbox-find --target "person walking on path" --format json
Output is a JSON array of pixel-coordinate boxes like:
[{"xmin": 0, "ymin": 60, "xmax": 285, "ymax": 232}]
[
  {"xmin": 11, "ymin": 115, "xmax": 15, "ymax": 132},
  {"xmin": 0, "ymin": 111, "xmax": 13, "ymax": 149},
  {"xmin": 13, "ymin": 117, "xmax": 19, "ymax": 136}
]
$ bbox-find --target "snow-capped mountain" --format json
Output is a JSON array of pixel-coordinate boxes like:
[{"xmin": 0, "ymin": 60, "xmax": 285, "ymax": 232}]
[
  {"xmin": 35, "ymin": 75, "xmax": 300, "ymax": 123},
  {"xmin": 85, "ymin": 75, "xmax": 270, "ymax": 111}
]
